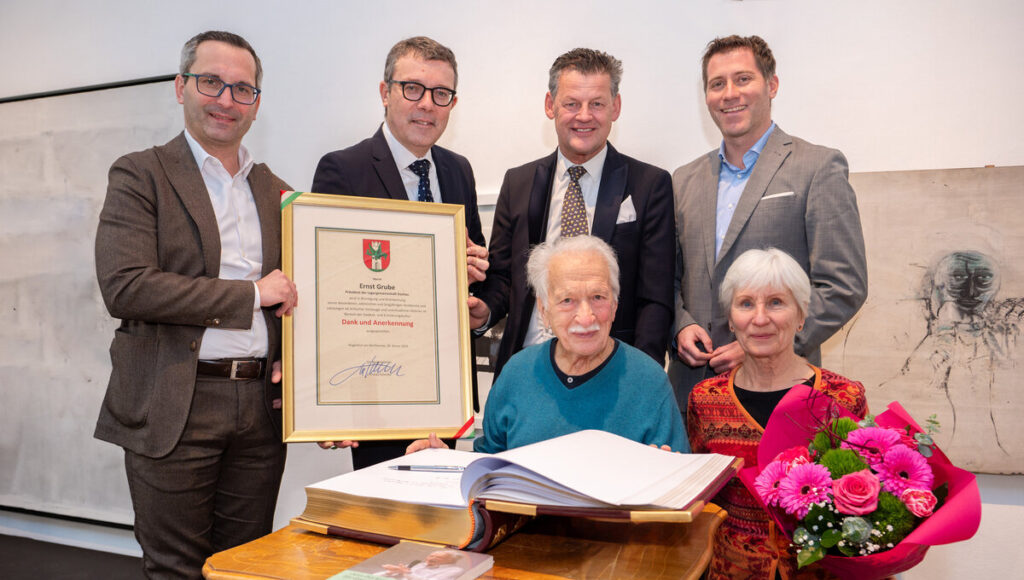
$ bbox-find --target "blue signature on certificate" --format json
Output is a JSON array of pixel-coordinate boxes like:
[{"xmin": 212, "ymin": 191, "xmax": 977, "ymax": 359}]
[{"xmin": 330, "ymin": 356, "xmax": 405, "ymax": 385}]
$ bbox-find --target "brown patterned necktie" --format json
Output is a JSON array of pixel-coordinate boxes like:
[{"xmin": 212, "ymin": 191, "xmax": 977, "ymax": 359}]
[{"xmin": 560, "ymin": 165, "xmax": 588, "ymax": 237}]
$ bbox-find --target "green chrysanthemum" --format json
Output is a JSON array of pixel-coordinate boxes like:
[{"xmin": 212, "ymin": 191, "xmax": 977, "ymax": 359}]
[
  {"xmin": 811, "ymin": 417, "xmax": 861, "ymax": 454},
  {"xmin": 819, "ymin": 448, "xmax": 869, "ymax": 478},
  {"xmin": 870, "ymin": 492, "xmax": 915, "ymax": 546},
  {"xmin": 832, "ymin": 417, "xmax": 860, "ymax": 441}
]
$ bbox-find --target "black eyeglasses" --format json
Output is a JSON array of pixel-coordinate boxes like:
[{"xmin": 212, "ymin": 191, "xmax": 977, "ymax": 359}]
[
  {"xmin": 182, "ymin": 73, "xmax": 261, "ymax": 105},
  {"xmin": 389, "ymin": 80, "xmax": 456, "ymax": 107}
]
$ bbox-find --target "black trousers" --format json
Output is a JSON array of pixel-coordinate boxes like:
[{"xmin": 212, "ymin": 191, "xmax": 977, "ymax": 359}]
[{"xmin": 124, "ymin": 376, "xmax": 286, "ymax": 579}]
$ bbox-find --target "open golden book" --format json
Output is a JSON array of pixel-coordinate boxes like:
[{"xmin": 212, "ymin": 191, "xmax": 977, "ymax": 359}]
[{"xmin": 295, "ymin": 430, "xmax": 741, "ymax": 550}]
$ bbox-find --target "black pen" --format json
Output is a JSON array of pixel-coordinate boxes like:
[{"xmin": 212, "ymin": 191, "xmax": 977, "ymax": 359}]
[{"xmin": 388, "ymin": 465, "xmax": 466, "ymax": 472}]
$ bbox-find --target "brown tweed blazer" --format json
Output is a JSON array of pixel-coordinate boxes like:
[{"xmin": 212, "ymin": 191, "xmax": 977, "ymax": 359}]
[{"xmin": 94, "ymin": 132, "xmax": 290, "ymax": 458}]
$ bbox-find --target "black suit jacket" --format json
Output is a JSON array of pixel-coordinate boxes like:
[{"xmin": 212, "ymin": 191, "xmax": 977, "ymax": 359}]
[
  {"xmin": 311, "ymin": 126, "xmax": 484, "ymax": 247},
  {"xmin": 311, "ymin": 126, "xmax": 485, "ymax": 468},
  {"xmin": 476, "ymin": 143, "xmax": 675, "ymax": 376}
]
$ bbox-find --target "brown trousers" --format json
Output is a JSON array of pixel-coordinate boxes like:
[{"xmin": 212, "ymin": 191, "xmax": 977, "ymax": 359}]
[{"xmin": 125, "ymin": 376, "xmax": 286, "ymax": 579}]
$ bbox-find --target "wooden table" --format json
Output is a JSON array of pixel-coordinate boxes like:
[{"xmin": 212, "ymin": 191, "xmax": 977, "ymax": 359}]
[{"xmin": 203, "ymin": 504, "xmax": 725, "ymax": 579}]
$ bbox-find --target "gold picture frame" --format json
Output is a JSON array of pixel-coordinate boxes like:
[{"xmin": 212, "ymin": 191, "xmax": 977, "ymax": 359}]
[{"xmin": 281, "ymin": 192, "xmax": 472, "ymax": 443}]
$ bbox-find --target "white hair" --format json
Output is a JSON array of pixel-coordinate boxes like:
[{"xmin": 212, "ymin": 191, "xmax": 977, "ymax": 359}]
[
  {"xmin": 526, "ymin": 235, "xmax": 620, "ymax": 304},
  {"xmin": 719, "ymin": 248, "xmax": 811, "ymax": 317}
]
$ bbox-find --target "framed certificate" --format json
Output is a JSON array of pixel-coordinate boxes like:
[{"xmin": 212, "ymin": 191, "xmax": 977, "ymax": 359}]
[{"xmin": 281, "ymin": 192, "xmax": 472, "ymax": 443}]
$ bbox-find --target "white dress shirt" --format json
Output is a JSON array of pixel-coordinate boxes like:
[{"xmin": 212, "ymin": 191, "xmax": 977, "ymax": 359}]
[
  {"xmin": 382, "ymin": 121, "xmax": 442, "ymax": 203},
  {"xmin": 184, "ymin": 130, "xmax": 268, "ymax": 359},
  {"xmin": 523, "ymin": 145, "xmax": 608, "ymax": 346}
]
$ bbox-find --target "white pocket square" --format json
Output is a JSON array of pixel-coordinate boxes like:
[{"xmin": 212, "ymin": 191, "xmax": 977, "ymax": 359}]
[
  {"xmin": 761, "ymin": 191, "xmax": 795, "ymax": 200},
  {"xmin": 616, "ymin": 196, "xmax": 637, "ymax": 224}
]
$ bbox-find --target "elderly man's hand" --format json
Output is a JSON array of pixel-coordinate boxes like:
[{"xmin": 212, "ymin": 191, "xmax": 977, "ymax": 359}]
[
  {"xmin": 676, "ymin": 324, "xmax": 714, "ymax": 367},
  {"xmin": 709, "ymin": 341, "xmax": 744, "ymax": 374},
  {"xmin": 406, "ymin": 433, "xmax": 449, "ymax": 454}
]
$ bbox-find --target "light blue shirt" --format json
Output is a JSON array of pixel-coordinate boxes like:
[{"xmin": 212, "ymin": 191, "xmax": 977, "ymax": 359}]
[{"xmin": 715, "ymin": 122, "xmax": 776, "ymax": 258}]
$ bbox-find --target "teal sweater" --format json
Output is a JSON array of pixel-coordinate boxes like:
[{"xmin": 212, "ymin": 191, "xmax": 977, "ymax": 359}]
[{"xmin": 474, "ymin": 339, "xmax": 689, "ymax": 454}]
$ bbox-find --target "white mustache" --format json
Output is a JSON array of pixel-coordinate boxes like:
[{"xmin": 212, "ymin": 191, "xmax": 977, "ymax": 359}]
[{"xmin": 568, "ymin": 323, "xmax": 601, "ymax": 334}]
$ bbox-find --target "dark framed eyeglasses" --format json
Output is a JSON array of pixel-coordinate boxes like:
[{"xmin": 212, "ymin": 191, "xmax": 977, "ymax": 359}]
[
  {"xmin": 182, "ymin": 73, "xmax": 261, "ymax": 105},
  {"xmin": 389, "ymin": 80, "xmax": 456, "ymax": 107}
]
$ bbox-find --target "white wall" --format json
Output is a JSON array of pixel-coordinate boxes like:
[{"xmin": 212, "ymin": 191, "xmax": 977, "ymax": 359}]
[{"xmin": 1, "ymin": 1, "xmax": 1021, "ymax": 577}]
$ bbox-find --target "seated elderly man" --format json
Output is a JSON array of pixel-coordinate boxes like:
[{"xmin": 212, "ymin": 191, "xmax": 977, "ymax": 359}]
[{"xmin": 410, "ymin": 235, "xmax": 688, "ymax": 455}]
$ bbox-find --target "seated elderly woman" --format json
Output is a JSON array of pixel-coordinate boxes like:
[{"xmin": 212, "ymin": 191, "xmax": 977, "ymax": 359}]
[
  {"xmin": 686, "ymin": 248, "xmax": 866, "ymax": 580},
  {"xmin": 409, "ymin": 235, "xmax": 688, "ymax": 455}
]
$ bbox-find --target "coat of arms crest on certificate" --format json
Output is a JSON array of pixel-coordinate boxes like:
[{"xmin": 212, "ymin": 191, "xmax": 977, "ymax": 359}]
[{"xmin": 363, "ymin": 239, "xmax": 390, "ymax": 272}]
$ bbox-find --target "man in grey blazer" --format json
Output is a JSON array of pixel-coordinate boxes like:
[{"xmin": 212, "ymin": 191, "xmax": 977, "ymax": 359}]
[
  {"xmin": 94, "ymin": 31, "xmax": 295, "ymax": 578},
  {"xmin": 669, "ymin": 35, "xmax": 867, "ymax": 413}
]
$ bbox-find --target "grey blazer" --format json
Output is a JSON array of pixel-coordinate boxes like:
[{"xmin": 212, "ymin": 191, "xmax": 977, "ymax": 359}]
[
  {"xmin": 93, "ymin": 132, "xmax": 290, "ymax": 458},
  {"xmin": 670, "ymin": 126, "xmax": 867, "ymax": 396}
]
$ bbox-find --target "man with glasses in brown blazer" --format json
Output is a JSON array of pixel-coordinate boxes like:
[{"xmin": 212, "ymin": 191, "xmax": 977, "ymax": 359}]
[{"xmin": 94, "ymin": 31, "xmax": 295, "ymax": 578}]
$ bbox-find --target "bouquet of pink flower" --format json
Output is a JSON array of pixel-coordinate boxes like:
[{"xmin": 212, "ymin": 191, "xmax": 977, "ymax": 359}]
[{"xmin": 739, "ymin": 385, "xmax": 981, "ymax": 579}]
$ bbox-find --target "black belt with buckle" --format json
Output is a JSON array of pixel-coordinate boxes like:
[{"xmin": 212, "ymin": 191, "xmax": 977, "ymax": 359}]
[{"xmin": 196, "ymin": 358, "xmax": 267, "ymax": 380}]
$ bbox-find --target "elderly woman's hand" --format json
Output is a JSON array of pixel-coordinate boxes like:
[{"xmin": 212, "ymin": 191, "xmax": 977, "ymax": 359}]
[
  {"xmin": 709, "ymin": 341, "xmax": 745, "ymax": 374},
  {"xmin": 405, "ymin": 432, "xmax": 449, "ymax": 454}
]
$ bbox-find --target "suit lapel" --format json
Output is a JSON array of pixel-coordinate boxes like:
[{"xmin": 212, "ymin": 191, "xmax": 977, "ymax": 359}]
[
  {"xmin": 157, "ymin": 133, "xmax": 222, "ymax": 276},
  {"xmin": 432, "ymin": 147, "xmax": 458, "ymax": 204},
  {"xmin": 528, "ymin": 152, "xmax": 558, "ymax": 245},
  {"xmin": 248, "ymin": 166, "xmax": 281, "ymax": 277},
  {"xmin": 591, "ymin": 143, "xmax": 626, "ymax": 242},
  {"xmin": 700, "ymin": 151, "xmax": 720, "ymax": 277},
  {"xmin": 717, "ymin": 128, "xmax": 792, "ymax": 264},
  {"xmin": 370, "ymin": 127, "xmax": 408, "ymax": 200}
]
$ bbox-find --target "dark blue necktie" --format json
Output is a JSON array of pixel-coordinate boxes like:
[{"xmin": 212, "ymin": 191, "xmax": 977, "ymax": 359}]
[{"xmin": 409, "ymin": 159, "xmax": 433, "ymax": 202}]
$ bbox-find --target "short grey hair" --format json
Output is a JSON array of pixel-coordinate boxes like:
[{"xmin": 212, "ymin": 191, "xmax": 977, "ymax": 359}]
[
  {"xmin": 719, "ymin": 248, "xmax": 811, "ymax": 317},
  {"xmin": 384, "ymin": 36, "xmax": 458, "ymax": 88},
  {"xmin": 548, "ymin": 48, "xmax": 623, "ymax": 98},
  {"xmin": 527, "ymin": 235, "xmax": 620, "ymax": 304},
  {"xmin": 180, "ymin": 30, "xmax": 263, "ymax": 88}
]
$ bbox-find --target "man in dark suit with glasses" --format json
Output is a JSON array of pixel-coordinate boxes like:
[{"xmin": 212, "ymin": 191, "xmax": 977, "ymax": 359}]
[{"xmin": 312, "ymin": 36, "xmax": 487, "ymax": 469}]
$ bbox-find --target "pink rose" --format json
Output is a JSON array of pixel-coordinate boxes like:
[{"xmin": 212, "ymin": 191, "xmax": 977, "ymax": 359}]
[
  {"xmin": 832, "ymin": 469, "xmax": 881, "ymax": 515},
  {"xmin": 894, "ymin": 428, "xmax": 918, "ymax": 450},
  {"xmin": 773, "ymin": 446, "xmax": 812, "ymax": 472},
  {"xmin": 901, "ymin": 488, "xmax": 938, "ymax": 517}
]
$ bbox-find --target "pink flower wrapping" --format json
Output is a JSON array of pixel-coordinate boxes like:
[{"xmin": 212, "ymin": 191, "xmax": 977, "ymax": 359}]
[
  {"xmin": 832, "ymin": 469, "xmax": 880, "ymax": 515},
  {"xmin": 738, "ymin": 385, "xmax": 982, "ymax": 580}
]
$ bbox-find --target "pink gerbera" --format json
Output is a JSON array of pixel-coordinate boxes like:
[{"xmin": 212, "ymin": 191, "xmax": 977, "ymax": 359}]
[
  {"xmin": 842, "ymin": 427, "xmax": 901, "ymax": 467},
  {"xmin": 778, "ymin": 463, "xmax": 833, "ymax": 518},
  {"xmin": 754, "ymin": 461, "xmax": 790, "ymax": 507},
  {"xmin": 876, "ymin": 444, "xmax": 934, "ymax": 495}
]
